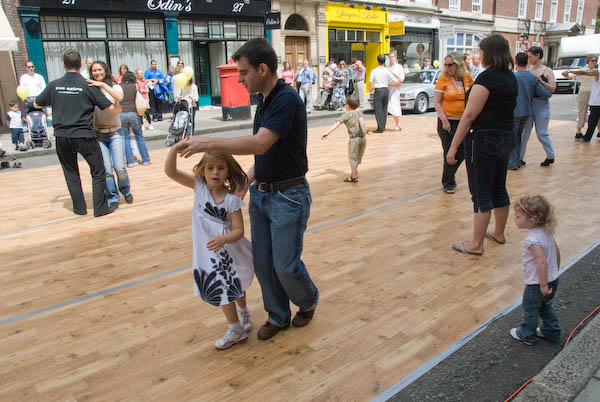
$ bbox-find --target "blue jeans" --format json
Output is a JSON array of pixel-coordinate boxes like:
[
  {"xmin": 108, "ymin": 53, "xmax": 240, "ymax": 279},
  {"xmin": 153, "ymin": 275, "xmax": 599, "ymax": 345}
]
[
  {"xmin": 521, "ymin": 98, "xmax": 555, "ymax": 160},
  {"xmin": 249, "ymin": 182, "xmax": 319, "ymax": 327},
  {"xmin": 97, "ymin": 130, "xmax": 131, "ymax": 204},
  {"xmin": 517, "ymin": 279, "xmax": 560, "ymax": 343},
  {"xmin": 507, "ymin": 116, "xmax": 529, "ymax": 169},
  {"xmin": 120, "ymin": 112, "xmax": 150, "ymax": 165},
  {"xmin": 464, "ymin": 128, "xmax": 516, "ymax": 212}
]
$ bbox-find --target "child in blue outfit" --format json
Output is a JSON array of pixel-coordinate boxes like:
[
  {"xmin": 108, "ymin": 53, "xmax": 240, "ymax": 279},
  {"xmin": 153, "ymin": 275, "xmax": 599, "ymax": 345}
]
[
  {"xmin": 7, "ymin": 101, "xmax": 27, "ymax": 151},
  {"xmin": 511, "ymin": 195, "xmax": 561, "ymax": 345}
]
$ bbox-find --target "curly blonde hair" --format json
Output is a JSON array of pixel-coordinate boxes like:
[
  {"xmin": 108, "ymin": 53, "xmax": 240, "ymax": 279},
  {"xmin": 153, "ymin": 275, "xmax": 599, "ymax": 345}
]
[
  {"xmin": 443, "ymin": 52, "xmax": 469, "ymax": 80},
  {"xmin": 193, "ymin": 152, "xmax": 247, "ymax": 193},
  {"xmin": 515, "ymin": 195, "xmax": 557, "ymax": 234}
]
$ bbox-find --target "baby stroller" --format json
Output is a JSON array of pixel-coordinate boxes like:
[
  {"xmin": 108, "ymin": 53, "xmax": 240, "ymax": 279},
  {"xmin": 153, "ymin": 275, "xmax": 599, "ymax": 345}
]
[
  {"xmin": 0, "ymin": 142, "xmax": 22, "ymax": 169},
  {"xmin": 165, "ymin": 100, "xmax": 193, "ymax": 147},
  {"xmin": 25, "ymin": 101, "xmax": 51, "ymax": 149}
]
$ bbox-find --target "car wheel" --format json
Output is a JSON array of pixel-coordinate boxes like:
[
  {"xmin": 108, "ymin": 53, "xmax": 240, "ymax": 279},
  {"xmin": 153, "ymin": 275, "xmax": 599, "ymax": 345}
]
[{"xmin": 413, "ymin": 93, "xmax": 428, "ymax": 114}]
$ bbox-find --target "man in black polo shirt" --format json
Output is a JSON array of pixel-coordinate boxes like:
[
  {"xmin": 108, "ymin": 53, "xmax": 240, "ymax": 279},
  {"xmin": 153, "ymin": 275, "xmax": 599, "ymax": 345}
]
[
  {"xmin": 35, "ymin": 49, "xmax": 117, "ymax": 217},
  {"xmin": 179, "ymin": 38, "xmax": 319, "ymax": 341}
]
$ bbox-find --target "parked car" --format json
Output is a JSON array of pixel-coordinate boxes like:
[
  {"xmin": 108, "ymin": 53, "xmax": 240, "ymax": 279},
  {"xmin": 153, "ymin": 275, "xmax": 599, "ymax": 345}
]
[
  {"xmin": 368, "ymin": 69, "xmax": 441, "ymax": 113},
  {"xmin": 553, "ymin": 59, "xmax": 582, "ymax": 94}
]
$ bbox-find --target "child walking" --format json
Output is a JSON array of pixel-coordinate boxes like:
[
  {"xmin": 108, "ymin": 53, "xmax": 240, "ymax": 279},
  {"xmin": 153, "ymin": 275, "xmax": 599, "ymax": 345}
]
[
  {"xmin": 6, "ymin": 101, "xmax": 27, "ymax": 151},
  {"xmin": 165, "ymin": 144, "xmax": 254, "ymax": 350},
  {"xmin": 510, "ymin": 195, "xmax": 561, "ymax": 345},
  {"xmin": 321, "ymin": 95, "xmax": 368, "ymax": 182}
]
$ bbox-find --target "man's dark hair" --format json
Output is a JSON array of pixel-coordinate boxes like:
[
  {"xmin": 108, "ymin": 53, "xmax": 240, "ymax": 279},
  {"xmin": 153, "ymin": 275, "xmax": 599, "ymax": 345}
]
[
  {"xmin": 377, "ymin": 55, "xmax": 385, "ymax": 65},
  {"xmin": 63, "ymin": 49, "xmax": 82, "ymax": 70},
  {"xmin": 25, "ymin": 60, "xmax": 34, "ymax": 66},
  {"xmin": 151, "ymin": 59, "xmax": 157, "ymax": 64},
  {"xmin": 122, "ymin": 71, "xmax": 137, "ymax": 84},
  {"xmin": 479, "ymin": 34, "xmax": 514, "ymax": 71},
  {"xmin": 9, "ymin": 101, "xmax": 18, "ymax": 107},
  {"xmin": 528, "ymin": 46, "xmax": 543, "ymax": 59},
  {"xmin": 515, "ymin": 52, "xmax": 528, "ymax": 67},
  {"xmin": 232, "ymin": 38, "xmax": 278, "ymax": 74},
  {"xmin": 346, "ymin": 95, "xmax": 359, "ymax": 109}
]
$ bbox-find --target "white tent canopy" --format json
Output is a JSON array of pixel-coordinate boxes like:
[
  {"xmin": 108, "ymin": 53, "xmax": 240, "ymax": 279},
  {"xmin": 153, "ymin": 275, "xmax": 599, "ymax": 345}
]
[{"xmin": 0, "ymin": 6, "xmax": 19, "ymax": 52}]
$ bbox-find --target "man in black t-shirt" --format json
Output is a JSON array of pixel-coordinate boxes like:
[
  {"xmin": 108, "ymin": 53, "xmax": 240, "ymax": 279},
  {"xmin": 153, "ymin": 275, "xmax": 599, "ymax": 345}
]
[
  {"xmin": 178, "ymin": 38, "xmax": 319, "ymax": 342},
  {"xmin": 35, "ymin": 49, "xmax": 118, "ymax": 217}
]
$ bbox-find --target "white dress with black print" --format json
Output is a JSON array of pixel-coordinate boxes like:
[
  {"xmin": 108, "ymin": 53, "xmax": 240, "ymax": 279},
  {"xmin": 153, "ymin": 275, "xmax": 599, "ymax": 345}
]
[{"xmin": 192, "ymin": 178, "xmax": 254, "ymax": 306}]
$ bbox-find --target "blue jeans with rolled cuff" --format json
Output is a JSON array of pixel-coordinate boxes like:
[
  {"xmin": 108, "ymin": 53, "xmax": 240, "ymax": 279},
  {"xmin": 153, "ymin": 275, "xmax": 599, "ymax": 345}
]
[
  {"xmin": 517, "ymin": 279, "xmax": 561, "ymax": 343},
  {"xmin": 97, "ymin": 130, "xmax": 131, "ymax": 205}
]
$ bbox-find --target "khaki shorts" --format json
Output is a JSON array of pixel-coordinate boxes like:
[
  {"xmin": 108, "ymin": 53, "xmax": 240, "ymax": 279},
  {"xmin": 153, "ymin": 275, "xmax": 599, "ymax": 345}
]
[
  {"xmin": 577, "ymin": 91, "xmax": 591, "ymax": 129},
  {"xmin": 348, "ymin": 136, "xmax": 366, "ymax": 166}
]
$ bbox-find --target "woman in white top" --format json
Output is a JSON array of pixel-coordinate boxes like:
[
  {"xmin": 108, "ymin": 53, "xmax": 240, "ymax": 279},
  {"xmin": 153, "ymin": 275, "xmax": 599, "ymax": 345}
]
[
  {"xmin": 176, "ymin": 76, "xmax": 199, "ymax": 133},
  {"xmin": 562, "ymin": 55, "xmax": 598, "ymax": 139},
  {"xmin": 387, "ymin": 53, "xmax": 405, "ymax": 131},
  {"xmin": 566, "ymin": 64, "xmax": 600, "ymax": 142}
]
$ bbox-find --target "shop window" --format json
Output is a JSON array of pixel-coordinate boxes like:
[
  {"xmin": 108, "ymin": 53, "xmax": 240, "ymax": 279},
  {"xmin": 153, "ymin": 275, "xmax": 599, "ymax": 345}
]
[
  {"xmin": 366, "ymin": 31, "xmax": 380, "ymax": 43},
  {"xmin": 108, "ymin": 40, "xmax": 166, "ymax": 76},
  {"xmin": 285, "ymin": 14, "xmax": 308, "ymax": 31},
  {"xmin": 43, "ymin": 41, "xmax": 106, "ymax": 81},
  {"xmin": 356, "ymin": 30, "xmax": 364, "ymax": 42},
  {"xmin": 178, "ymin": 20, "xmax": 194, "ymax": 39},
  {"xmin": 347, "ymin": 30, "xmax": 357, "ymax": 42},
  {"xmin": 238, "ymin": 22, "xmax": 263, "ymax": 39},
  {"xmin": 87, "ymin": 18, "xmax": 107, "ymax": 38},
  {"xmin": 41, "ymin": 16, "xmax": 86, "ymax": 39},
  {"xmin": 194, "ymin": 21, "xmax": 208, "ymax": 37},
  {"xmin": 209, "ymin": 21, "xmax": 224, "ymax": 38},
  {"xmin": 107, "ymin": 18, "xmax": 127, "ymax": 38},
  {"xmin": 336, "ymin": 30, "xmax": 346, "ymax": 41},
  {"xmin": 252, "ymin": 22, "xmax": 263, "ymax": 37},
  {"xmin": 328, "ymin": 29, "xmax": 336, "ymax": 41},
  {"xmin": 145, "ymin": 19, "xmax": 164, "ymax": 39},
  {"xmin": 224, "ymin": 22, "xmax": 237, "ymax": 39},
  {"xmin": 127, "ymin": 20, "xmax": 145, "ymax": 38}
]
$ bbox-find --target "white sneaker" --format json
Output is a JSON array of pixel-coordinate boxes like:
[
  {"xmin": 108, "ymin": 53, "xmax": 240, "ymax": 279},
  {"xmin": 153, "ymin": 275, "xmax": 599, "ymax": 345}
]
[
  {"xmin": 141, "ymin": 125, "xmax": 145, "ymax": 131},
  {"xmin": 237, "ymin": 308, "xmax": 252, "ymax": 332},
  {"xmin": 510, "ymin": 328, "xmax": 534, "ymax": 346},
  {"xmin": 536, "ymin": 327, "xmax": 547, "ymax": 338},
  {"xmin": 149, "ymin": 125, "xmax": 155, "ymax": 130},
  {"xmin": 214, "ymin": 327, "xmax": 247, "ymax": 350}
]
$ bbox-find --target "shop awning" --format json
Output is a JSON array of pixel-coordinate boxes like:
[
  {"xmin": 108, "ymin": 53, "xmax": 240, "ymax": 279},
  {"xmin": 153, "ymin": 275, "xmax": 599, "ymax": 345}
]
[{"xmin": 0, "ymin": 6, "xmax": 19, "ymax": 52}]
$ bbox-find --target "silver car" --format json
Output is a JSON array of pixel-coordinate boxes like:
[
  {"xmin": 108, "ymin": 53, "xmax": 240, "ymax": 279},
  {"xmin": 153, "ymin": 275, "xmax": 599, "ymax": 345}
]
[{"xmin": 369, "ymin": 69, "xmax": 441, "ymax": 114}]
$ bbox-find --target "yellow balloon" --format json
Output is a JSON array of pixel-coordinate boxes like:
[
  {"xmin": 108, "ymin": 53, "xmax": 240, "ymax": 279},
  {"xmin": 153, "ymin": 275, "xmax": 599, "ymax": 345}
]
[
  {"xmin": 413, "ymin": 63, "xmax": 421, "ymax": 70},
  {"xmin": 433, "ymin": 60, "xmax": 440, "ymax": 68},
  {"xmin": 183, "ymin": 66, "xmax": 194, "ymax": 79},
  {"xmin": 175, "ymin": 73, "xmax": 188, "ymax": 89},
  {"xmin": 16, "ymin": 85, "xmax": 29, "ymax": 100}
]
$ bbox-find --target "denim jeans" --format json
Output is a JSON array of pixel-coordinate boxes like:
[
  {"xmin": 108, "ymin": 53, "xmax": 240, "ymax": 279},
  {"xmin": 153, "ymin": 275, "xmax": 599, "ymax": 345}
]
[
  {"xmin": 97, "ymin": 130, "xmax": 131, "ymax": 204},
  {"xmin": 55, "ymin": 136, "xmax": 109, "ymax": 216},
  {"xmin": 521, "ymin": 98, "xmax": 555, "ymax": 160},
  {"xmin": 437, "ymin": 119, "xmax": 464, "ymax": 190},
  {"xmin": 507, "ymin": 116, "xmax": 529, "ymax": 169},
  {"xmin": 120, "ymin": 112, "xmax": 150, "ymax": 164},
  {"xmin": 517, "ymin": 279, "xmax": 560, "ymax": 343},
  {"xmin": 464, "ymin": 128, "xmax": 516, "ymax": 212},
  {"xmin": 249, "ymin": 182, "xmax": 319, "ymax": 327}
]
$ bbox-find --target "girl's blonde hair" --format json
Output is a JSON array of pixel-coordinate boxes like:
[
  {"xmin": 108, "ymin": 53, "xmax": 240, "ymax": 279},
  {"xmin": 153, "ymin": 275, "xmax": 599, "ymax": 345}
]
[
  {"xmin": 515, "ymin": 195, "xmax": 557, "ymax": 233},
  {"xmin": 193, "ymin": 152, "xmax": 247, "ymax": 193},
  {"xmin": 444, "ymin": 52, "xmax": 469, "ymax": 80}
]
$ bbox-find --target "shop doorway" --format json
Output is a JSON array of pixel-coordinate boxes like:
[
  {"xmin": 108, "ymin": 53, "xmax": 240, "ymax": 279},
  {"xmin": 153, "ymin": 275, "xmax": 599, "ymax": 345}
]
[
  {"xmin": 193, "ymin": 43, "xmax": 211, "ymax": 106},
  {"xmin": 285, "ymin": 36, "xmax": 308, "ymax": 71}
]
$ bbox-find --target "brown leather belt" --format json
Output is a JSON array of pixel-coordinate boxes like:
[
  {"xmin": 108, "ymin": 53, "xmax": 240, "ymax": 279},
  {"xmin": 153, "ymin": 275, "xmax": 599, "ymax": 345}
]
[{"xmin": 257, "ymin": 177, "xmax": 306, "ymax": 192}]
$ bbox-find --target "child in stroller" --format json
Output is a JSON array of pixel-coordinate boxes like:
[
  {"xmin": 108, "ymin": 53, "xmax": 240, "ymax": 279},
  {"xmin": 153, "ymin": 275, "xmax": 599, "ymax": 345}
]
[
  {"xmin": 165, "ymin": 99, "xmax": 193, "ymax": 147},
  {"xmin": 24, "ymin": 98, "xmax": 51, "ymax": 149}
]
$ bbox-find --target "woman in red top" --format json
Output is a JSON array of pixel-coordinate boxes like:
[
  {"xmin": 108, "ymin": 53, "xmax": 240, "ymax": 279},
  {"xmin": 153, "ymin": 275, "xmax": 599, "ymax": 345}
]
[
  {"xmin": 280, "ymin": 61, "xmax": 294, "ymax": 86},
  {"xmin": 114, "ymin": 64, "xmax": 129, "ymax": 84}
]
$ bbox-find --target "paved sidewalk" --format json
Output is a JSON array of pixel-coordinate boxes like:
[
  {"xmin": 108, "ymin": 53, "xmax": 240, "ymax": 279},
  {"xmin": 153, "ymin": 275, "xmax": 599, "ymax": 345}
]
[{"xmin": 0, "ymin": 105, "xmax": 345, "ymax": 159}]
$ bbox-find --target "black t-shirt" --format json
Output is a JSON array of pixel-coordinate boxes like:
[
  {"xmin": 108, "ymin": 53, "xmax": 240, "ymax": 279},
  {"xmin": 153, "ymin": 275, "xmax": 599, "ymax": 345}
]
[
  {"xmin": 35, "ymin": 72, "xmax": 112, "ymax": 138},
  {"xmin": 253, "ymin": 79, "xmax": 308, "ymax": 183},
  {"xmin": 468, "ymin": 67, "xmax": 518, "ymax": 131}
]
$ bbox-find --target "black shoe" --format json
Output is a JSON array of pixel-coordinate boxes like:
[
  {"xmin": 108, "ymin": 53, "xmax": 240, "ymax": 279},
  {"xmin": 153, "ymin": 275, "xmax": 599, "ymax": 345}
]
[
  {"xmin": 292, "ymin": 309, "xmax": 315, "ymax": 327},
  {"xmin": 540, "ymin": 158, "xmax": 554, "ymax": 166},
  {"xmin": 257, "ymin": 322, "xmax": 288, "ymax": 340},
  {"xmin": 74, "ymin": 209, "xmax": 87, "ymax": 216},
  {"xmin": 108, "ymin": 202, "xmax": 119, "ymax": 212},
  {"xmin": 373, "ymin": 129, "xmax": 384, "ymax": 133},
  {"xmin": 520, "ymin": 160, "xmax": 526, "ymax": 166},
  {"xmin": 94, "ymin": 208, "xmax": 114, "ymax": 217},
  {"xmin": 575, "ymin": 133, "xmax": 584, "ymax": 139},
  {"xmin": 124, "ymin": 194, "xmax": 133, "ymax": 204}
]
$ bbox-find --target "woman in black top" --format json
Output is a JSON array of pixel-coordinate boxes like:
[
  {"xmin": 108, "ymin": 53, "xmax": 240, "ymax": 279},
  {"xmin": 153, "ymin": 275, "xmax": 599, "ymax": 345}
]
[{"xmin": 446, "ymin": 34, "xmax": 518, "ymax": 256}]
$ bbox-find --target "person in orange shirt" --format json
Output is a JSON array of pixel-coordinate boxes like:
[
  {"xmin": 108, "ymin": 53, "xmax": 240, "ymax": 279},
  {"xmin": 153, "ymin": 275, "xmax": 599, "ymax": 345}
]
[{"xmin": 433, "ymin": 52, "xmax": 473, "ymax": 194}]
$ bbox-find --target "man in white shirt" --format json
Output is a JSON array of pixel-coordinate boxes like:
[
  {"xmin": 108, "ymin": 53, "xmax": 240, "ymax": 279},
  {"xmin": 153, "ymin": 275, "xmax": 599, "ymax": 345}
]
[
  {"xmin": 368, "ymin": 55, "xmax": 397, "ymax": 132},
  {"xmin": 19, "ymin": 61, "xmax": 47, "ymax": 114},
  {"xmin": 80, "ymin": 57, "xmax": 93, "ymax": 79},
  {"xmin": 471, "ymin": 53, "xmax": 484, "ymax": 79}
]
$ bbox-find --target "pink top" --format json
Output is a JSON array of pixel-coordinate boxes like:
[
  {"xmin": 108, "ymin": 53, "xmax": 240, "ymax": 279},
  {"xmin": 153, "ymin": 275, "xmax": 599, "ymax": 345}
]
[
  {"xmin": 281, "ymin": 68, "xmax": 294, "ymax": 85},
  {"xmin": 137, "ymin": 79, "xmax": 149, "ymax": 100},
  {"xmin": 522, "ymin": 227, "xmax": 559, "ymax": 285}
]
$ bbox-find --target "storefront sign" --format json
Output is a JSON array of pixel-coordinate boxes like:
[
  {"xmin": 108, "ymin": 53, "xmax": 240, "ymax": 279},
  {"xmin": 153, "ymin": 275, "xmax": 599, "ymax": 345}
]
[
  {"xmin": 325, "ymin": 3, "xmax": 386, "ymax": 26},
  {"xmin": 265, "ymin": 11, "xmax": 281, "ymax": 30},
  {"xmin": 389, "ymin": 21, "xmax": 405, "ymax": 35},
  {"xmin": 19, "ymin": 0, "xmax": 269, "ymax": 17}
]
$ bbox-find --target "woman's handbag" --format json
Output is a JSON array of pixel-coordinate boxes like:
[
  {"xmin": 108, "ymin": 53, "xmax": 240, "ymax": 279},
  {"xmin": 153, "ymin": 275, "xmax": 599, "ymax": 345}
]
[{"xmin": 135, "ymin": 86, "xmax": 149, "ymax": 116}]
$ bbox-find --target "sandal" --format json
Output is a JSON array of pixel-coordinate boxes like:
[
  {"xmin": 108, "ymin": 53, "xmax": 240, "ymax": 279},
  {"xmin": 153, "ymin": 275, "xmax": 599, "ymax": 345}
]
[
  {"xmin": 452, "ymin": 242, "xmax": 483, "ymax": 256},
  {"xmin": 485, "ymin": 231, "xmax": 506, "ymax": 244},
  {"xmin": 344, "ymin": 176, "xmax": 359, "ymax": 182}
]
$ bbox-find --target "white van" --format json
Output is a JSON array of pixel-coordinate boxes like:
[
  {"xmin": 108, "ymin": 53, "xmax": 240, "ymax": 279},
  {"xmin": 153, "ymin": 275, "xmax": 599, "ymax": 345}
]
[{"xmin": 554, "ymin": 34, "xmax": 600, "ymax": 93}]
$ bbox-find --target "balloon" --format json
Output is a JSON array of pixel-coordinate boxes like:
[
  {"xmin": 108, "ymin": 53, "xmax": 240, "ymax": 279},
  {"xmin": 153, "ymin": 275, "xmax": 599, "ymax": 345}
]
[
  {"xmin": 433, "ymin": 60, "xmax": 440, "ymax": 68},
  {"xmin": 183, "ymin": 66, "xmax": 194, "ymax": 79},
  {"xmin": 413, "ymin": 63, "xmax": 421, "ymax": 70},
  {"xmin": 16, "ymin": 85, "xmax": 29, "ymax": 100},
  {"xmin": 175, "ymin": 73, "xmax": 188, "ymax": 89}
]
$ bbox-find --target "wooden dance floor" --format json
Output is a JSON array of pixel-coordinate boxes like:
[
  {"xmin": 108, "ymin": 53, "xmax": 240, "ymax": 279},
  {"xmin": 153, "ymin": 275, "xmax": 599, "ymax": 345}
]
[{"xmin": 1, "ymin": 115, "xmax": 599, "ymax": 401}]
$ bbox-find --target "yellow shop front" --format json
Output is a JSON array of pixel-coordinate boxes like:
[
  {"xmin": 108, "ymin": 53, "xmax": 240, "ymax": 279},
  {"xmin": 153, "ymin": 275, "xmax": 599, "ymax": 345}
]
[{"xmin": 325, "ymin": 3, "xmax": 389, "ymax": 84}]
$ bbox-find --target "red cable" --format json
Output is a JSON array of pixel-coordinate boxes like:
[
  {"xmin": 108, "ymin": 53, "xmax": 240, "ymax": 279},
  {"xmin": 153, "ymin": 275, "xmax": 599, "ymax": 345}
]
[{"xmin": 504, "ymin": 304, "xmax": 600, "ymax": 401}]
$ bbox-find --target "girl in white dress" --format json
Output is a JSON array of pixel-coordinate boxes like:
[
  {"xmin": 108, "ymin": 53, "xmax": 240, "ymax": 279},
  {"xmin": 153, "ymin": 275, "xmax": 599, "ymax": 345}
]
[{"xmin": 165, "ymin": 145, "xmax": 254, "ymax": 350}]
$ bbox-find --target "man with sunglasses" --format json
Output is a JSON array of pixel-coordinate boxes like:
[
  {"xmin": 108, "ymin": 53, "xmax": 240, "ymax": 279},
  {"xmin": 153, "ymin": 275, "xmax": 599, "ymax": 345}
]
[{"xmin": 19, "ymin": 61, "xmax": 47, "ymax": 114}]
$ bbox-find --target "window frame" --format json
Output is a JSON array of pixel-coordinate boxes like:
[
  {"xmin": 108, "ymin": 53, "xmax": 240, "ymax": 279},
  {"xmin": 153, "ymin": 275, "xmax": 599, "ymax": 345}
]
[
  {"xmin": 472, "ymin": 0, "xmax": 482, "ymax": 13},
  {"xmin": 575, "ymin": 0, "xmax": 584, "ymax": 24},
  {"xmin": 549, "ymin": 0, "xmax": 558, "ymax": 23},
  {"xmin": 449, "ymin": 0, "xmax": 460, "ymax": 10},
  {"xmin": 518, "ymin": 0, "xmax": 528, "ymax": 18},
  {"xmin": 534, "ymin": 0, "xmax": 543, "ymax": 21},
  {"xmin": 564, "ymin": 0, "xmax": 572, "ymax": 22}
]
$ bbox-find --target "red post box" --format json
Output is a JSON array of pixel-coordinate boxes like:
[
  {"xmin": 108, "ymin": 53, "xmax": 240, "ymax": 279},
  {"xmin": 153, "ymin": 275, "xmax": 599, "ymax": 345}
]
[{"xmin": 217, "ymin": 59, "xmax": 251, "ymax": 121}]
